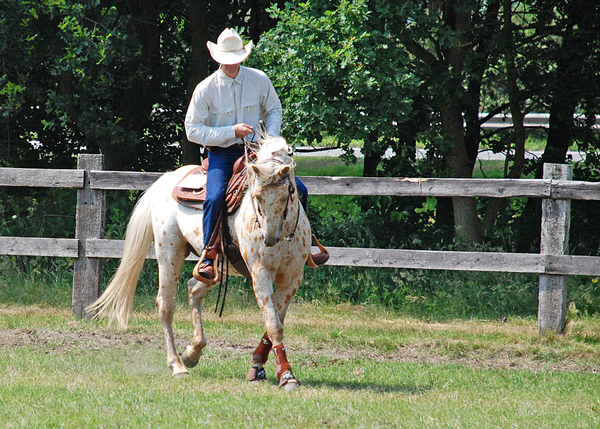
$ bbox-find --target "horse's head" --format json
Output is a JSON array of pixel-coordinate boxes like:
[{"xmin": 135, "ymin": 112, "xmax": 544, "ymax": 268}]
[{"xmin": 248, "ymin": 137, "xmax": 297, "ymax": 247}]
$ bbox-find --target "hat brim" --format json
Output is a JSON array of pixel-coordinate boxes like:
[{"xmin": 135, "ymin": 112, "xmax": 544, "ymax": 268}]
[{"xmin": 207, "ymin": 40, "xmax": 254, "ymax": 65}]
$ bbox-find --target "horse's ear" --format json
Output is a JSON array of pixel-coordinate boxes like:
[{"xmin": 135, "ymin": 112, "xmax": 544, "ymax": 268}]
[
  {"xmin": 279, "ymin": 165, "xmax": 291, "ymax": 176},
  {"xmin": 250, "ymin": 165, "xmax": 261, "ymax": 176}
]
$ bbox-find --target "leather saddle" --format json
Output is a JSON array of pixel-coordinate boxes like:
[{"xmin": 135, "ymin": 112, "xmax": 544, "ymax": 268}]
[
  {"xmin": 172, "ymin": 152, "xmax": 256, "ymax": 213},
  {"xmin": 172, "ymin": 153, "xmax": 257, "ymax": 280}
]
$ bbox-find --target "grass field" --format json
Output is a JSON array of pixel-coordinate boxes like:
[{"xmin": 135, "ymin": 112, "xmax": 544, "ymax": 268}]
[
  {"xmin": 1, "ymin": 302, "xmax": 599, "ymax": 428},
  {"xmin": 3, "ymin": 141, "xmax": 600, "ymax": 427}
]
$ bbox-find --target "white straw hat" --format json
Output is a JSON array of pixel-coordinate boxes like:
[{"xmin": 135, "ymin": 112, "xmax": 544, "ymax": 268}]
[{"xmin": 207, "ymin": 28, "xmax": 254, "ymax": 65}]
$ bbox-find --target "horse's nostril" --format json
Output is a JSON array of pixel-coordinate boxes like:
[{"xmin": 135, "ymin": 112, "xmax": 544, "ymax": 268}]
[{"xmin": 264, "ymin": 236, "xmax": 279, "ymax": 247}]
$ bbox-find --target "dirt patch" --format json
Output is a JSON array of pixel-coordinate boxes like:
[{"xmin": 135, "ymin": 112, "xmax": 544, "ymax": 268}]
[
  {"xmin": 1, "ymin": 326, "xmax": 598, "ymax": 374},
  {"xmin": 0, "ymin": 328, "xmax": 160, "ymax": 351},
  {"xmin": 0, "ymin": 327, "xmax": 257, "ymax": 356}
]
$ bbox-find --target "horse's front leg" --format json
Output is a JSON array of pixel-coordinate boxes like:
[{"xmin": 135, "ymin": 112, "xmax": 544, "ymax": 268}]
[
  {"xmin": 246, "ymin": 290, "xmax": 297, "ymax": 383},
  {"xmin": 271, "ymin": 272, "xmax": 303, "ymax": 389},
  {"xmin": 181, "ymin": 278, "xmax": 213, "ymax": 368},
  {"xmin": 245, "ymin": 332, "xmax": 271, "ymax": 383},
  {"xmin": 251, "ymin": 268, "xmax": 300, "ymax": 390}
]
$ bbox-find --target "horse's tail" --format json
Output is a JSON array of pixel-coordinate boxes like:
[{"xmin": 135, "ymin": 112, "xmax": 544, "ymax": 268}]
[{"xmin": 85, "ymin": 186, "xmax": 156, "ymax": 330}]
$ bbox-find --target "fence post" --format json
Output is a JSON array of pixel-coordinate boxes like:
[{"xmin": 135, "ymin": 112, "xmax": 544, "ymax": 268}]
[
  {"xmin": 72, "ymin": 154, "xmax": 106, "ymax": 318},
  {"xmin": 538, "ymin": 163, "xmax": 572, "ymax": 334}
]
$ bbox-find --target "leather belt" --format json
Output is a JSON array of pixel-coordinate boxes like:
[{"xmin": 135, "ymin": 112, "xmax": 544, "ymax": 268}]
[{"xmin": 205, "ymin": 143, "xmax": 244, "ymax": 152}]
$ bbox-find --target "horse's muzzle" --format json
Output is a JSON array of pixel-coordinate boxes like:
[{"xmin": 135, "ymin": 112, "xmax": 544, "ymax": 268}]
[{"xmin": 264, "ymin": 235, "xmax": 280, "ymax": 247}]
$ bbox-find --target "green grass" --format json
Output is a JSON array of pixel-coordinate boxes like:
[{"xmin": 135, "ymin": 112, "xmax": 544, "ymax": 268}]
[
  {"xmin": 294, "ymin": 151, "xmax": 532, "ymax": 179},
  {"xmin": 4, "ymin": 135, "xmax": 600, "ymax": 426},
  {"xmin": 0, "ymin": 304, "xmax": 599, "ymax": 427},
  {"xmin": 295, "ymin": 156, "xmax": 363, "ymax": 177}
]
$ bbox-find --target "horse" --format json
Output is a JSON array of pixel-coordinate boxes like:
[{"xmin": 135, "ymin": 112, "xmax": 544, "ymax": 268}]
[{"xmin": 86, "ymin": 136, "xmax": 311, "ymax": 390}]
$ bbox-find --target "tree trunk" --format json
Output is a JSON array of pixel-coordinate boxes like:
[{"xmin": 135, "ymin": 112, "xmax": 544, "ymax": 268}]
[
  {"xmin": 361, "ymin": 131, "xmax": 385, "ymax": 212},
  {"xmin": 182, "ymin": 0, "xmax": 210, "ymax": 166},
  {"xmin": 440, "ymin": 3, "xmax": 482, "ymax": 243},
  {"xmin": 440, "ymin": 103, "xmax": 482, "ymax": 243}
]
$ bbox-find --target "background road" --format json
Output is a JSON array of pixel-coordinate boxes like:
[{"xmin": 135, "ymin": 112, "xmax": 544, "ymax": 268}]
[{"xmin": 293, "ymin": 147, "xmax": 585, "ymax": 162}]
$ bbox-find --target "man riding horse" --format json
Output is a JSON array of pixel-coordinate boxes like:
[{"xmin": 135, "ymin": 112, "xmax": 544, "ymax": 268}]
[{"xmin": 184, "ymin": 28, "xmax": 328, "ymax": 282}]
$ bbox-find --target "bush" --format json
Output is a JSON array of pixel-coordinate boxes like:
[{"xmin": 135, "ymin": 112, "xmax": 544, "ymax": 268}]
[{"xmin": 301, "ymin": 266, "xmax": 539, "ymax": 320}]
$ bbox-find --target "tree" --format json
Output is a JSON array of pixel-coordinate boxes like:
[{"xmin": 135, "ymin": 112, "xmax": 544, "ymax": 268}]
[
  {"xmin": 0, "ymin": 0, "xmax": 178, "ymax": 170},
  {"xmin": 509, "ymin": 0, "xmax": 600, "ymax": 252},
  {"xmin": 0, "ymin": 0, "xmax": 284, "ymax": 170},
  {"xmin": 391, "ymin": 0, "xmax": 511, "ymax": 243},
  {"xmin": 249, "ymin": 0, "xmax": 419, "ymax": 178}
]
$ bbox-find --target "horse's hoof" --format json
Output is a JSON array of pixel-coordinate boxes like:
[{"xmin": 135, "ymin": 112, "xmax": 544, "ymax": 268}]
[
  {"xmin": 282, "ymin": 379, "xmax": 300, "ymax": 391},
  {"xmin": 278, "ymin": 370, "xmax": 300, "ymax": 390},
  {"xmin": 172, "ymin": 366, "xmax": 189, "ymax": 378},
  {"xmin": 181, "ymin": 348, "xmax": 200, "ymax": 368},
  {"xmin": 246, "ymin": 365, "xmax": 266, "ymax": 383}
]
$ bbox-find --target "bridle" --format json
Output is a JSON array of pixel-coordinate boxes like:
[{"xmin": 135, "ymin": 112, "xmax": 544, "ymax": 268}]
[{"xmin": 245, "ymin": 140, "xmax": 301, "ymax": 243}]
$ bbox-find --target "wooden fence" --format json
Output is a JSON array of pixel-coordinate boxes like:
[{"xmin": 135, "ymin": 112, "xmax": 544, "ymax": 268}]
[{"xmin": 2, "ymin": 154, "xmax": 600, "ymax": 334}]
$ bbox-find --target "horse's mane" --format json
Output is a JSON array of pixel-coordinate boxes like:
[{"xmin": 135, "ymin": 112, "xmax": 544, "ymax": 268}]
[{"xmin": 249, "ymin": 135, "xmax": 295, "ymax": 185}]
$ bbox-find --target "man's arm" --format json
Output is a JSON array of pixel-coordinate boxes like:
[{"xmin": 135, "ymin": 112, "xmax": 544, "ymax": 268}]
[{"xmin": 184, "ymin": 87, "xmax": 237, "ymax": 147}]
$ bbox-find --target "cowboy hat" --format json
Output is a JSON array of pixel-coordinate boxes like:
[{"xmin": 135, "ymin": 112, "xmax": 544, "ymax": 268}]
[{"xmin": 207, "ymin": 28, "xmax": 254, "ymax": 65}]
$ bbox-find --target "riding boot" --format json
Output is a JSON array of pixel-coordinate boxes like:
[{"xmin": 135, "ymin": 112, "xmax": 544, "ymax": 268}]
[
  {"xmin": 193, "ymin": 242, "xmax": 220, "ymax": 283},
  {"xmin": 307, "ymin": 234, "xmax": 329, "ymax": 268},
  {"xmin": 193, "ymin": 260, "xmax": 216, "ymax": 282}
]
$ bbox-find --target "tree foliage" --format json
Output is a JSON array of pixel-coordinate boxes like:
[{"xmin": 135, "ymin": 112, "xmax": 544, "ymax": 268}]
[
  {"xmin": 252, "ymin": 0, "xmax": 600, "ymax": 245},
  {"xmin": 1, "ymin": 0, "xmax": 600, "ymax": 249},
  {"xmin": 249, "ymin": 0, "xmax": 419, "ymax": 176},
  {"xmin": 0, "ymin": 0, "xmax": 283, "ymax": 170}
]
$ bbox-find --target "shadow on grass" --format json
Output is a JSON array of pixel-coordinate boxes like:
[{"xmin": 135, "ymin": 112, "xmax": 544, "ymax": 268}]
[{"xmin": 302, "ymin": 379, "xmax": 431, "ymax": 395}]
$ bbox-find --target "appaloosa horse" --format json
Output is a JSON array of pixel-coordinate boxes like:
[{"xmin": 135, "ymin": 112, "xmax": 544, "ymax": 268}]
[{"xmin": 86, "ymin": 136, "xmax": 311, "ymax": 389}]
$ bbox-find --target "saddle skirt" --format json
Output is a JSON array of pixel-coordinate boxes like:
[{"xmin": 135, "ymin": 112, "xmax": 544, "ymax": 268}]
[{"xmin": 172, "ymin": 153, "xmax": 254, "ymax": 213}]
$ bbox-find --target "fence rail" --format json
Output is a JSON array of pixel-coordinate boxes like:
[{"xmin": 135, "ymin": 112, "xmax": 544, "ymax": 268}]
[{"xmin": 0, "ymin": 155, "xmax": 592, "ymax": 334}]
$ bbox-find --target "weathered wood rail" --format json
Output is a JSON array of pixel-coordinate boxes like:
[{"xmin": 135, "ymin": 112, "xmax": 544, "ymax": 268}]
[{"xmin": 1, "ymin": 155, "xmax": 596, "ymax": 334}]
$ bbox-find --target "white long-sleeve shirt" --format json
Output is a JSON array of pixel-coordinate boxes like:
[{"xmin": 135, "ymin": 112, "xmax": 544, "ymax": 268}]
[{"xmin": 184, "ymin": 66, "xmax": 282, "ymax": 148}]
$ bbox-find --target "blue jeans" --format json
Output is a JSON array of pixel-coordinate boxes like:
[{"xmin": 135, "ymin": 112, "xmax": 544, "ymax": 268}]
[{"xmin": 202, "ymin": 145, "xmax": 307, "ymax": 262}]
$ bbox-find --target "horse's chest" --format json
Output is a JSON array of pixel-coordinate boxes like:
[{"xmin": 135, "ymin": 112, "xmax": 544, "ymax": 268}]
[{"xmin": 236, "ymin": 235, "xmax": 297, "ymax": 270}]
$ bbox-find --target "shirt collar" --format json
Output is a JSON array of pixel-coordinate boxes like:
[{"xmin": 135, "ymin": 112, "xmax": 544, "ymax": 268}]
[{"xmin": 217, "ymin": 66, "xmax": 243, "ymax": 88}]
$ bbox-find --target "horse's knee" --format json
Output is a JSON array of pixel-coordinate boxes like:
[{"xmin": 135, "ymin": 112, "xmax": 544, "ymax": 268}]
[
  {"xmin": 188, "ymin": 278, "xmax": 208, "ymax": 301},
  {"xmin": 266, "ymin": 324, "xmax": 284, "ymax": 345},
  {"xmin": 156, "ymin": 296, "xmax": 174, "ymax": 321}
]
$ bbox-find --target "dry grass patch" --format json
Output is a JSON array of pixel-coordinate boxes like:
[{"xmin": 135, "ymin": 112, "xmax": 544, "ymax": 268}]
[{"xmin": 1, "ymin": 302, "xmax": 599, "ymax": 374}]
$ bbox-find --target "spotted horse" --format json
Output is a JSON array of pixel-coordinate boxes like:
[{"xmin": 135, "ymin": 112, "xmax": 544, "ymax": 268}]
[{"xmin": 86, "ymin": 136, "xmax": 319, "ymax": 390}]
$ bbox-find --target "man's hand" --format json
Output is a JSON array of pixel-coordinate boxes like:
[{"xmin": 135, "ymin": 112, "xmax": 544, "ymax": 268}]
[{"xmin": 234, "ymin": 123, "xmax": 254, "ymax": 138}]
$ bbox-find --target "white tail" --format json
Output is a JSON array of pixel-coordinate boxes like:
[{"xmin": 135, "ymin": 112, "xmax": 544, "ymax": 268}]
[{"xmin": 85, "ymin": 188, "xmax": 155, "ymax": 329}]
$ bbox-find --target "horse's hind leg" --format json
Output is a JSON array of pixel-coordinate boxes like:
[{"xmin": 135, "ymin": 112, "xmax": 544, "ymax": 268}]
[
  {"xmin": 155, "ymin": 241, "xmax": 188, "ymax": 377},
  {"xmin": 181, "ymin": 278, "xmax": 214, "ymax": 368}
]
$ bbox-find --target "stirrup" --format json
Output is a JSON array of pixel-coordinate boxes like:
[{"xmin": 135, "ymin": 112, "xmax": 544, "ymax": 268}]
[
  {"xmin": 192, "ymin": 252, "xmax": 220, "ymax": 282},
  {"xmin": 307, "ymin": 234, "xmax": 329, "ymax": 268}
]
